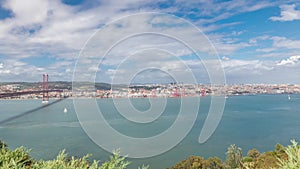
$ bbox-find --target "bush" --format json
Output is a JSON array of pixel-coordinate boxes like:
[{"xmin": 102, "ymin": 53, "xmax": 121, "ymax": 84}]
[
  {"xmin": 0, "ymin": 140, "xmax": 6, "ymax": 149},
  {"xmin": 247, "ymin": 148, "xmax": 260, "ymax": 159},
  {"xmin": 31, "ymin": 150, "xmax": 99, "ymax": 169},
  {"xmin": 3, "ymin": 139, "xmax": 300, "ymax": 169},
  {"xmin": 0, "ymin": 146, "xmax": 33, "ymax": 168},
  {"xmin": 276, "ymin": 140, "xmax": 300, "ymax": 169},
  {"xmin": 0, "ymin": 142, "xmax": 147, "ymax": 169},
  {"xmin": 167, "ymin": 155, "xmax": 224, "ymax": 169},
  {"xmin": 100, "ymin": 150, "xmax": 130, "ymax": 169},
  {"xmin": 225, "ymin": 144, "xmax": 243, "ymax": 169}
]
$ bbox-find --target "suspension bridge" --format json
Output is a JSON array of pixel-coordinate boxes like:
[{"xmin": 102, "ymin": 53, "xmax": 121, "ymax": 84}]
[
  {"xmin": 0, "ymin": 74, "xmax": 68, "ymax": 125},
  {"xmin": 0, "ymin": 74, "xmax": 64, "ymax": 102}
]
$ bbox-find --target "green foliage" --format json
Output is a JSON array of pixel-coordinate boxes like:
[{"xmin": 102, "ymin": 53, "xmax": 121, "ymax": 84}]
[
  {"xmin": 0, "ymin": 146, "xmax": 33, "ymax": 168},
  {"xmin": 275, "ymin": 143, "xmax": 286, "ymax": 154},
  {"xmin": 206, "ymin": 157, "xmax": 224, "ymax": 169},
  {"xmin": 0, "ymin": 140, "xmax": 7, "ymax": 149},
  {"xmin": 0, "ymin": 142, "xmax": 147, "ymax": 169},
  {"xmin": 252, "ymin": 151, "xmax": 278, "ymax": 169},
  {"xmin": 31, "ymin": 149, "xmax": 100, "ymax": 169},
  {"xmin": 276, "ymin": 140, "xmax": 300, "ymax": 169},
  {"xmin": 3, "ymin": 139, "xmax": 300, "ymax": 169},
  {"xmin": 225, "ymin": 144, "xmax": 243, "ymax": 169},
  {"xmin": 247, "ymin": 148, "xmax": 260, "ymax": 159},
  {"xmin": 240, "ymin": 148, "xmax": 260, "ymax": 169},
  {"xmin": 167, "ymin": 155, "xmax": 224, "ymax": 169},
  {"xmin": 167, "ymin": 139, "xmax": 300, "ymax": 169},
  {"xmin": 100, "ymin": 150, "xmax": 130, "ymax": 169}
]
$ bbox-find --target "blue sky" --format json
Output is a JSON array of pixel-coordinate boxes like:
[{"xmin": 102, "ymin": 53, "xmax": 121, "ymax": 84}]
[{"xmin": 0, "ymin": 0, "xmax": 300, "ymax": 84}]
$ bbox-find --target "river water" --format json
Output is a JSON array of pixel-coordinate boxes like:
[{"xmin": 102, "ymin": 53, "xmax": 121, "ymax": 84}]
[{"xmin": 0, "ymin": 95, "xmax": 300, "ymax": 168}]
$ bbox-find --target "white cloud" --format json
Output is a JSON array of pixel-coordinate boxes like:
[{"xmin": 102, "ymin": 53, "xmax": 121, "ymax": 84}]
[
  {"xmin": 168, "ymin": 58, "xmax": 297, "ymax": 84},
  {"xmin": 0, "ymin": 0, "xmax": 163, "ymax": 63},
  {"xmin": 277, "ymin": 55, "xmax": 300, "ymax": 66},
  {"xmin": 13, "ymin": 61, "xmax": 26, "ymax": 67},
  {"xmin": 270, "ymin": 4, "xmax": 300, "ymax": 22},
  {"xmin": 249, "ymin": 35, "xmax": 300, "ymax": 58},
  {"xmin": 249, "ymin": 35, "xmax": 270, "ymax": 45},
  {"xmin": 272, "ymin": 36, "xmax": 300, "ymax": 49},
  {"xmin": 218, "ymin": 58, "xmax": 300, "ymax": 84},
  {"xmin": 256, "ymin": 47, "xmax": 276, "ymax": 53},
  {"xmin": 0, "ymin": 0, "xmax": 298, "ymax": 84},
  {"xmin": 3, "ymin": 0, "xmax": 49, "ymax": 25},
  {"xmin": 212, "ymin": 39, "xmax": 250, "ymax": 55},
  {"xmin": 222, "ymin": 56, "xmax": 230, "ymax": 61},
  {"xmin": 221, "ymin": 59, "xmax": 274, "ymax": 72}
]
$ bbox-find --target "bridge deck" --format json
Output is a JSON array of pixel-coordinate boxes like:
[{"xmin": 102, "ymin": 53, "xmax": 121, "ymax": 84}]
[{"xmin": 0, "ymin": 90, "xmax": 63, "ymax": 98}]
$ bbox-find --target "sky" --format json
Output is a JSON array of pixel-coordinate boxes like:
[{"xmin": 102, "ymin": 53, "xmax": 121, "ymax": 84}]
[{"xmin": 0, "ymin": 0, "xmax": 300, "ymax": 84}]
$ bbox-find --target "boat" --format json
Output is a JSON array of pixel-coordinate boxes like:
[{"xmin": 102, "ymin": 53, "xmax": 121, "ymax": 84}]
[
  {"xmin": 288, "ymin": 95, "xmax": 291, "ymax": 100},
  {"xmin": 63, "ymin": 108, "xmax": 68, "ymax": 113},
  {"xmin": 42, "ymin": 100, "xmax": 49, "ymax": 104}
]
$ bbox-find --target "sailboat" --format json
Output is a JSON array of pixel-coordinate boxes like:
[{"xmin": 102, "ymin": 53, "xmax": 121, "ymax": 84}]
[
  {"xmin": 288, "ymin": 95, "xmax": 291, "ymax": 100},
  {"xmin": 63, "ymin": 108, "xmax": 68, "ymax": 113}
]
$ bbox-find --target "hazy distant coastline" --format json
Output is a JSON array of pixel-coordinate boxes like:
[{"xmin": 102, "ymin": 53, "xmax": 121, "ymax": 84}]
[{"xmin": 0, "ymin": 82, "xmax": 299, "ymax": 100}]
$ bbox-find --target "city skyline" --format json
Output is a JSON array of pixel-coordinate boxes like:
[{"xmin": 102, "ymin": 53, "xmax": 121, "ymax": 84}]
[
  {"xmin": 1, "ymin": 82, "xmax": 300, "ymax": 100},
  {"xmin": 0, "ymin": 0, "xmax": 300, "ymax": 84}
]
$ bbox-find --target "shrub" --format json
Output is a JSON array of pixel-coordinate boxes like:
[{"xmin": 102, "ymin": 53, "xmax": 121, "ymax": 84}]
[
  {"xmin": 100, "ymin": 150, "xmax": 130, "ymax": 169},
  {"xmin": 276, "ymin": 140, "xmax": 300, "ymax": 169},
  {"xmin": 247, "ymin": 148, "xmax": 260, "ymax": 159},
  {"xmin": 0, "ymin": 146, "xmax": 33, "ymax": 168},
  {"xmin": 0, "ymin": 142, "xmax": 147, "ymax": 169},
  {"xmin": 0, "ymin": 140, "xmax": 7, "ymax": 149},
  {"xmin": 225, "ymin": 144, "xmax": 243, "ymax": 169}
]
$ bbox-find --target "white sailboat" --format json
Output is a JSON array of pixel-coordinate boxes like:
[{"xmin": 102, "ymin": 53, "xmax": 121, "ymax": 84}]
[
  {"xmin": 288, "ymin": 95, "xmax": 291, "ymax": 100},
  {"xmin": 63, "ymin": 107, "xmax": 68, "ymax": 113}
]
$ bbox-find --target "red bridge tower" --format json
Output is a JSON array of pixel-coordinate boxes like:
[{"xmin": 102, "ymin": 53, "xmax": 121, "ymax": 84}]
[{"xmin": 42, "ymin": 74, "xmax": 49, "ymax": 103}]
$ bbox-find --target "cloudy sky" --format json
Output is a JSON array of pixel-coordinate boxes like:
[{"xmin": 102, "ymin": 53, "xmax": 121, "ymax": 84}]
[{"xmin": 0, "ymin": 0, "xmax": 300, "ymax": 84}]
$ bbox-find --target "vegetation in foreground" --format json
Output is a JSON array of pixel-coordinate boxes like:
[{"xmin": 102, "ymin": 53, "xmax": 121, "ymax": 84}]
[
  {"xmin": 1, "ymin": 139, "xmax": 300, "ymax": 169},
  {"xmin": 0, "ymin": 140, "xmax": 148, "ymax": 169},
  {"xmin": 168, "ymin": 140, "xmax": 300, "ymax": 169}
]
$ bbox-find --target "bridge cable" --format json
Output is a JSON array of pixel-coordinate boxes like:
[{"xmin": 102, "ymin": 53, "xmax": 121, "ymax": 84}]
[{"xmin": 0, "ymin": 98, "xmax": 67, "ymax": 126}]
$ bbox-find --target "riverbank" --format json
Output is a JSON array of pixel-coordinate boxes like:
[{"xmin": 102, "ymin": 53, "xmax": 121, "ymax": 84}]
[{"xmin": 1, "ymin": 83, "xmax": 300, "ymax": 100}]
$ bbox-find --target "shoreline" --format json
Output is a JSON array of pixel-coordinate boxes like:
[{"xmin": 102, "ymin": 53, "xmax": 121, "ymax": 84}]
[{"xmin": 0, "ymin": 93, "xmax": 298, "ymax": 101}]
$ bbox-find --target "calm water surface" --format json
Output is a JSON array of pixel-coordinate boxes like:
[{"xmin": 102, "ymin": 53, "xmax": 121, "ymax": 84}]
[{"xmin": 0, "ymin": 95, "xmax": 300, "ymax": 169}]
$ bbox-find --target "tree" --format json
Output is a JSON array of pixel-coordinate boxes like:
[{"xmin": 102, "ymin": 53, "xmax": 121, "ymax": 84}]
[
  {"xmin": 247, "ymin": 148, "xmax": 260, "ymax": 159},
  {"xmin": 225, "ymin": 144, "xmax": 243, "ymax": 169},
  {"xmin": 276, "ymin": 140, "xmax": 300, "ymax": 169},
  {"xmin": 167, "ymin": 156, "xmax": 225, "ymax": 169},
  {"xmin": 206, "ymin": 157, "xmax": 224, "ymax": 169},
  {"xmin": 275, "ymin": 143, "xmax": 285, "ymax": 154},
  {"xmin": 100, "ymin": 150, "xmax": 130, "ymax": 169},
  {"xmin": 0, "ymin": 142, "xmax": 147, "ymax": 169},
  {"xmin": 0, "ymin": 140, "xmax": 7, "ymax": 149}
]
